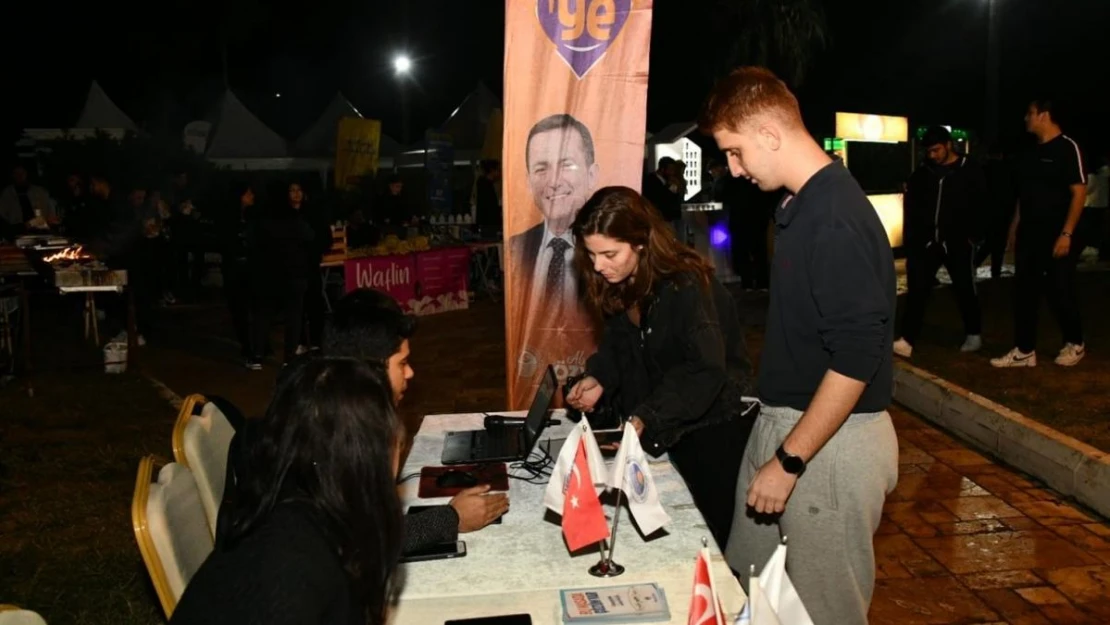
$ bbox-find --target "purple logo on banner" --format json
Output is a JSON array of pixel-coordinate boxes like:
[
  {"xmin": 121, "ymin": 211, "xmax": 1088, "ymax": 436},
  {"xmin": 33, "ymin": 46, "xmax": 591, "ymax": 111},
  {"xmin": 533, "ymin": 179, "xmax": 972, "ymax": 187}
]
[{"xmin": 537, "ymin": 0, "xmax": 632, "ymax": 79}]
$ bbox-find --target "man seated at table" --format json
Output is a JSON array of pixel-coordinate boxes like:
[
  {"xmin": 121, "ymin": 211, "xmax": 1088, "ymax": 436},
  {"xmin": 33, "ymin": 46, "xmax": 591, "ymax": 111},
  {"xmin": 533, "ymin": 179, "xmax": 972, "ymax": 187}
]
[{"xmin": 217, "ymin": 288, "xmax": 509, "ymax": 553}]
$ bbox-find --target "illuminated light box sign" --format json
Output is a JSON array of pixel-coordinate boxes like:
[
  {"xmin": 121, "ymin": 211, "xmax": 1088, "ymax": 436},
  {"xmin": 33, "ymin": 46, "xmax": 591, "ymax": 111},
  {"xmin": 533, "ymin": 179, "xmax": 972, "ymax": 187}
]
[{"xmin": 836, "ymin": 113, "xmax": 909, "ymax": 143}]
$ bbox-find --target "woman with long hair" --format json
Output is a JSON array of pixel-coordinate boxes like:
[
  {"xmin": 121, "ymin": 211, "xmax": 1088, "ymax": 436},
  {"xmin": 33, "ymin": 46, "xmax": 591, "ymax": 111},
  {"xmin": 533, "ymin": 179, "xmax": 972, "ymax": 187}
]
[
  {"xmin": 565, "ymin": 186, "xmax": 756, "ymax": 550},
  {"xmin": 171, "ymin": 357, "xmax": 405, "ymax": 625},
  {"xmin": 247, "ymin": 181, "xmax": 315, "ymax": 365}
]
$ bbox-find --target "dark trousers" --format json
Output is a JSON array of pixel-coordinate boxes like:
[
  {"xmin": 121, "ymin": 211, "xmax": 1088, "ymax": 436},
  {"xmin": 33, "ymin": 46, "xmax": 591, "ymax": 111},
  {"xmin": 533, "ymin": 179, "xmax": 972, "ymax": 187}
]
[
  {"xmin": 667, "ymin": 415, "xmax": 755, "ymax": 551},
  {"xmin": 1014, "ymin": 233, "xmax": 1083, "ymax": 353},
  {"xmin": 302, "ymin": 267, "xmax": 325, "ymax": 348},
  {"xmin": 250, "ymin": 278, "xmax": 307, "ymax": 363},
  {"xmin": 733, "ymin": 219, "xmax": 770, "ymax": 290},
  {"xmin": 901, "ymin": 240, "xmax": 981, "ymax": 344},
  {"xmin": 223, "ymin": 260, "xmax": 251, "ymax": 357}
]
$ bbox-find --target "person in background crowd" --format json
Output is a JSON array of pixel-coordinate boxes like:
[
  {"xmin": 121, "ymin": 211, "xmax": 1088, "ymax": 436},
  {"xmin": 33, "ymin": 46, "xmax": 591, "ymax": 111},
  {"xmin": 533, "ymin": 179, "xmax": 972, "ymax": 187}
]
[
  {"xmin": 1083, "ymin": 152, "xmax": 1109, "ymax": 261},
  {"xmin": 247, "ymin": 183, "xmax": 315, "ymax": 367},
  {"xmin": 975, "ymin": 145, "xmax": 1016, "ymax": 279},
  {"xmin": 377, "ymin": 174, "xmax": 413, "ymax": 235},
  {"xmin": 703, "ymin": 67, "xmax": 898, "ymax": 625},
  {"xmin": 219, "ymin": 182, "xmax": 257, "ymax": 365},
  {"xmin": 991, "ymin": 99, "xmax": 1088, "ymax": 368},
  {"xmin": 0, "ymin": 165, "xmax": 55, "ymax": 235},
  {"xmin": 730, "ymin": 175, "xmax": 777, "ymax": 291},
  {"xmin": 171, "ymin": 358, "xmax": 404, "ymax": 625},
  {"xmin": 286, "ymin": 182, "xmax": 331, "ymax": 352},
  {"xmin": 894, "ymin": 126, "xmax": 987, "ymax": 358},
  {"xmin": 165, "ymin": 168, "xmax": 204, "ymax": 304},
  {"xmin": 475, "ymin": 159, "xmax": 502, "ymax": 236},
  {"xmin": 565, "ymin": 186, "xmax": 757, "ymax": 550},
  {"xmin": 642, "ymin": 156, "xmax": 683, "ymax": 235},
  {"xmin": 83, "ymin": 173, "xmax": 148, "ymax": 345},
  {"xmin": 55, "ymin": 173, "xmax": 93, "ymax": 238}
]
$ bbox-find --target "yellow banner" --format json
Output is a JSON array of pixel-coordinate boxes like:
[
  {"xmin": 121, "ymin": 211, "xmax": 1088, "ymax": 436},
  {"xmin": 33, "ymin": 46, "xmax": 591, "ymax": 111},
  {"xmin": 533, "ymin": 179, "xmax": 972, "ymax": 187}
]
[
  {"xmin": 335, "ymin": 117, "xmax": 382, "ymax": 189},
  {"xmin": 503, "ymin": 0, "xmax": 654, "ymax": 408}
]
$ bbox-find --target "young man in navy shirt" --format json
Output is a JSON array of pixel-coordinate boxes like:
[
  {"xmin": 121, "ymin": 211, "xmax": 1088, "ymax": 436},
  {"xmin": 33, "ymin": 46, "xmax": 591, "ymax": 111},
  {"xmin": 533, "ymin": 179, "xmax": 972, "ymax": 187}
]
[
  {"xmin": 991, "ymin": 99, "xmax": 1088, "ymax": 368},
  {"xmin": 701, "ymin": 67, "xmax": 898, "ymax": 625}
]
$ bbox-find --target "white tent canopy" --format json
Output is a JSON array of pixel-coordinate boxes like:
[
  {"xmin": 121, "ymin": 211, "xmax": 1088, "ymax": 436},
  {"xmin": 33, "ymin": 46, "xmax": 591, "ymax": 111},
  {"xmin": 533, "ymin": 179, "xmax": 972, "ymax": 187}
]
[
  {"xmin": 204, "ymin": 90, "xmax": 288, "ymax": 159},
  {"xmin": 438, "ymin": 82, "xmax": 500, "ymax": 151},
  {"xmin": 294, "ymin": 93, "xmax": 362, "ymax": 157},
  {"xmin": 74, "ymin": 80, "xmax": 139, "ymax": 132}
]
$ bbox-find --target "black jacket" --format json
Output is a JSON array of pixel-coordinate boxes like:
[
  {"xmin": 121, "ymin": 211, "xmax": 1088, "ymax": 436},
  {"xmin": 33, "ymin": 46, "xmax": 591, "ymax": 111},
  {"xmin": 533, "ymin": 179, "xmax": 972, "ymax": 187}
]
[
  {"xmin": 903, "ymin": 156, "xmax": 989, "ymax": 249},
  {"xmin": 585, "ymin": 274, "xmax": 756, "ymax": 456}
]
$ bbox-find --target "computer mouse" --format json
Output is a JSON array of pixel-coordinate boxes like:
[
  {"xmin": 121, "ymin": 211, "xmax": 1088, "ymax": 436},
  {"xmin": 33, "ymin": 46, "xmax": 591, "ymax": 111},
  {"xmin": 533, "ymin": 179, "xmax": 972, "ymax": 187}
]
[{"xmin": 435, "ymin": 469, "xmax": 479, "ymax": 489}]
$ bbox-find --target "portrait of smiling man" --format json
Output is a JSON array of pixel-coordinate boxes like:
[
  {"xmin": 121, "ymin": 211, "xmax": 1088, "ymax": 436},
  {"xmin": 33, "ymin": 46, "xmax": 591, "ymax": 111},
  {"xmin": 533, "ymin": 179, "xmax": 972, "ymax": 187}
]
[{"xmin": 510, "ymin": 113, "xmax": 600, "ymax": 316}]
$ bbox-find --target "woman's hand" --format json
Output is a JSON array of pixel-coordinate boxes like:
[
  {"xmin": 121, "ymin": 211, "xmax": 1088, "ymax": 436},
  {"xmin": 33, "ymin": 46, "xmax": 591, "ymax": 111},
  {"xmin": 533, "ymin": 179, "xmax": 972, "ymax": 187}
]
[{"xmin": 566, "ymin": 375, "xmax": 603, "ymax": 412}]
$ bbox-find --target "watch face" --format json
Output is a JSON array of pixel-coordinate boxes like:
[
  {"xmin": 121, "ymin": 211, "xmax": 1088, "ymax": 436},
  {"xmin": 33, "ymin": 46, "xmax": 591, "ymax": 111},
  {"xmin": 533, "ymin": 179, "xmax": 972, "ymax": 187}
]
[{"xmin": 783, "ymin": 456, "xmax": 805, "ymax": 474}]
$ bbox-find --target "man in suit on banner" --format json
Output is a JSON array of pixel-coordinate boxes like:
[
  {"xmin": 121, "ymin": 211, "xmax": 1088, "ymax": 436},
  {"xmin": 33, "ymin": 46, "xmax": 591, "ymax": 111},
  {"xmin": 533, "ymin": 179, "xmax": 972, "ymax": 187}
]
[
  {"xmin": 510, "ymin": 113, "xmax": 600, "ymax": 317},
  {"xmin": 508, "ymin": 113, "xmax": 600, "ymax": 394}
]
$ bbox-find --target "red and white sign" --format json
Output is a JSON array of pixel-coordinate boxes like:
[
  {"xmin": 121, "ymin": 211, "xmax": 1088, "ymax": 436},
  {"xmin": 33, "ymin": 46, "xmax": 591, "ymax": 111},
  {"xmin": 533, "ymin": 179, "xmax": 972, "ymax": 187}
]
[{"xmin": 344, "ymin": 247, "xmax": 471, "ymax": 316}]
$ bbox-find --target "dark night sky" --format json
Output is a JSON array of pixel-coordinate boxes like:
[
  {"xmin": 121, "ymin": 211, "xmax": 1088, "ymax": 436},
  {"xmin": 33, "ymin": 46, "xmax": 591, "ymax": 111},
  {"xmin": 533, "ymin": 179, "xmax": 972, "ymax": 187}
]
[{"xmin": 6, "ymin": 0, "xmax": 1109, "ymax": 157}]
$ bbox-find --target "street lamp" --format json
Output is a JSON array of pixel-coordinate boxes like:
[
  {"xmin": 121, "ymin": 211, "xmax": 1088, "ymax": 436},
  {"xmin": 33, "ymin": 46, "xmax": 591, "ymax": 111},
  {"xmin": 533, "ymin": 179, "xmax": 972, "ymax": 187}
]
[
  {"xmin": 393, "ymin": 53, "xmax": 413, "ymax": 145},
  {"xmin": 393, "ymin": 54, "xmax": 413, "ymax": 76}
]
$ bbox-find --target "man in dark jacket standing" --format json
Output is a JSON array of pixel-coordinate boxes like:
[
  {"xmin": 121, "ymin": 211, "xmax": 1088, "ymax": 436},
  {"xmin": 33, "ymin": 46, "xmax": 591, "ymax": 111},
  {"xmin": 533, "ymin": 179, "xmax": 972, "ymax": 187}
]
[{"xmin": 894, "ymin": 126, "xmax": 987, "ymax": 358}]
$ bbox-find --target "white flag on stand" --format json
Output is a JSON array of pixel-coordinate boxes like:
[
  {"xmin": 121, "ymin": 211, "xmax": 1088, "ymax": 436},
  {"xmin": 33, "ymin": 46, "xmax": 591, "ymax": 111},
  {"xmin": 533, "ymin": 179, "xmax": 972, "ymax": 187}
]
[
  {"xmin": 739, "ymin": 543, "xmax": 813, "ymax": 625},
  {"xmin": 543, "ymin": 419, "xmax": 608, "ymax": 513},
  {"xmin": 607, "ymin": 424, "xmax": 670, "ymax": 535}
]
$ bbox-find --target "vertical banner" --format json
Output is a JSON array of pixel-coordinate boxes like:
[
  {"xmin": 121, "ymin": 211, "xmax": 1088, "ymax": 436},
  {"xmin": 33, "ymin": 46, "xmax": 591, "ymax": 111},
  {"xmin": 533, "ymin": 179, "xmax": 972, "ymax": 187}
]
[
  {"xmin": 425, "ymin": 130, "xmax": 455, "ymax": 215},
  {"xmin": 503, "ymin": 0, "xmax": 653, "ymax": 408},
  {"xmin": 335, "ymin": 117, "xmax": 382, "ymax": 189}
]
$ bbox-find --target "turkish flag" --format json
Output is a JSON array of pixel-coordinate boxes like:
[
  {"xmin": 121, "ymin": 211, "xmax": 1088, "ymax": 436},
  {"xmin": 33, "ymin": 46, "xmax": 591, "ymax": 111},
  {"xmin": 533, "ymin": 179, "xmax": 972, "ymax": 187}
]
[
  {"xmin": 562, "ymin": 438, "xmax": 610, "ymax": 552},
  {"xmin": 688, "ymin": 548, "xmax": 723, "ymax": 625}
]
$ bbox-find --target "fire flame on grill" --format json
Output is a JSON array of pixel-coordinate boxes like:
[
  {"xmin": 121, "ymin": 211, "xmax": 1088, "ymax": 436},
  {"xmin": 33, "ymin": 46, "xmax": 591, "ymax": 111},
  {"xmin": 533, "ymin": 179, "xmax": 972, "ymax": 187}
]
[{"xmin": 44, "ymin": 245, "xmax": 92, "ymax": 263}]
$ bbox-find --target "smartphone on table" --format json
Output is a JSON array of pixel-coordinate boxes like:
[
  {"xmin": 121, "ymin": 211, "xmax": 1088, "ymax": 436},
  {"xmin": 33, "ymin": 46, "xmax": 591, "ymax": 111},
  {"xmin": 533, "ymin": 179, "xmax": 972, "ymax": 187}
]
[{"xmin": 400, "ymin": 540, "xmax": 466, "ymax": 563}]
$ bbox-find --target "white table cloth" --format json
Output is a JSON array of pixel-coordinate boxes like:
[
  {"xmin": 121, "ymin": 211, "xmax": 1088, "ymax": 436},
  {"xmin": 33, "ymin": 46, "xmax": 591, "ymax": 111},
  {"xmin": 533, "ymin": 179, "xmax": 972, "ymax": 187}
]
[{"xmin": 391, "ymin": 410, "xmax": 747, "ymax": 625}]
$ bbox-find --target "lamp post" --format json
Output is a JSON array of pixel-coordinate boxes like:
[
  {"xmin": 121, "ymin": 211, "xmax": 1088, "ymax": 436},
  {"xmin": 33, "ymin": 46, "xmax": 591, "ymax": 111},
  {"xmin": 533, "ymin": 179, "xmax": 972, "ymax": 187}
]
[
  {"xmin": 394, "ymin": 54, "xmax": 413, "ymax": 146},
  {"xmin": 984, "ymin": 0, "xmax": 1001, "ymax": 146}
]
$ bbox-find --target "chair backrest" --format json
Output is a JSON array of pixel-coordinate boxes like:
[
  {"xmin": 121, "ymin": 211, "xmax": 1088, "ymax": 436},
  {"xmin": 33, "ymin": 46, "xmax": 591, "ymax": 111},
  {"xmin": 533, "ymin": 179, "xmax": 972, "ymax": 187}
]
[
  {"xmin": 0, "ymin": 607, "xmax": 47, "ymax": 625},
  {"xmin": 171, "ymin": 394, "xmax": 206, "ymax": 464},
  {"xmin": 131, "ymin": 456, "xmax": 214, "ymax": 619},
  {"xmin": 172, "ymin": 395, "xmax": 235, "ymax": 537}
]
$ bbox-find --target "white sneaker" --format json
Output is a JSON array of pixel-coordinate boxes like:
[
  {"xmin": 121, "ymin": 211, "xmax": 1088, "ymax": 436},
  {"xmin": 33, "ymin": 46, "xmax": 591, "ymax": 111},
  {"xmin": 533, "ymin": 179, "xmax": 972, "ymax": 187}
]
[
  {"xmin": 893, "ymin": 338, "xmax": 913, "ymax": 358},
  {"xmin": 990, "ymin": 348, "xmax": 1036, "ymax": 368},
  {"xmin": 1054, "ymin": 343, "xmax": 1086, "ymax": 367},
  {"xmin": 960, "ymin": 335, "xmax": 982, "ymax": 353}
]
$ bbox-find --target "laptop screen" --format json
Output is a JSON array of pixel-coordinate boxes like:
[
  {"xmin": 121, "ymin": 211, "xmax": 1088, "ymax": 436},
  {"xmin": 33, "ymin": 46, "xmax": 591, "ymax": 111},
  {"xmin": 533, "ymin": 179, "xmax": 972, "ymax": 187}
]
[{"xmin": 522, "ymin": 366, "xmax": 558, "ymax": 447}]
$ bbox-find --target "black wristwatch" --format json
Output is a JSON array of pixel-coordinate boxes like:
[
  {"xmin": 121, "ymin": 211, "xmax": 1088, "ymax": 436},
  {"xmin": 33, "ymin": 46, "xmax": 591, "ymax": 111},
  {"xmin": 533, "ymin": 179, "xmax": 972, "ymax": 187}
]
[{"xmin": 775, "ymin": 444, "xmax": 806, "ymax": 476}]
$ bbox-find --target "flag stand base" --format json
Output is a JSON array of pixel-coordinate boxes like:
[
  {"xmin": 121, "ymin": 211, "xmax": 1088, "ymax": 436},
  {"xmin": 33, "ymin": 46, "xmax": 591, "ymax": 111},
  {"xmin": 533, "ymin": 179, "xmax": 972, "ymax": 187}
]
[{"xmin": 588, "ymin": 559, "xmax": 625, "ymax": 577}]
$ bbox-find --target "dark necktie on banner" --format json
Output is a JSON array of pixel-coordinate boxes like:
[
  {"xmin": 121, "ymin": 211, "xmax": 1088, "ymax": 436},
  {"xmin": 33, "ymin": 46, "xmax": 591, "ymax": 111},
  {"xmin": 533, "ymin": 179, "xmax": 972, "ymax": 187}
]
[
  {"xmin": 546, "ymin": 237, "xmax": 571, "ymax": 298},
  {"xmin": 502, "ymin": 0, "xmax": 653, "ymax": 409}
]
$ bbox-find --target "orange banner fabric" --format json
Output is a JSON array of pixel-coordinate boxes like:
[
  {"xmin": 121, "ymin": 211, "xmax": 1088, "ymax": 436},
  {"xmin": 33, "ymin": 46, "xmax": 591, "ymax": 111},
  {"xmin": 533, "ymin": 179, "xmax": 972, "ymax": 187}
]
[{"xmin": 502, "ymin": 0, "xmax": 653, "ymax": 408}]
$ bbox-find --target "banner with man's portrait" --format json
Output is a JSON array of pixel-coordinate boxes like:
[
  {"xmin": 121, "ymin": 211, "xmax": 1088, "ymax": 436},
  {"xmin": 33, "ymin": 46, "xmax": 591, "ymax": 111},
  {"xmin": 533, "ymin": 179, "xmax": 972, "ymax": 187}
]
[{"xmin": 503, "ymin": 0, "xmax": 653, "ymax": 408}]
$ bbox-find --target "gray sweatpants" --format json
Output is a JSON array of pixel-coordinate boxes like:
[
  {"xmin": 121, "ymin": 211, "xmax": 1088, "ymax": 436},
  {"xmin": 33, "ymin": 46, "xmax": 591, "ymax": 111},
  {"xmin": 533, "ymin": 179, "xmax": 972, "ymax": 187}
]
[{"xmin": 725, "ymin": 405, "xmax": 898, "ymax": 625}]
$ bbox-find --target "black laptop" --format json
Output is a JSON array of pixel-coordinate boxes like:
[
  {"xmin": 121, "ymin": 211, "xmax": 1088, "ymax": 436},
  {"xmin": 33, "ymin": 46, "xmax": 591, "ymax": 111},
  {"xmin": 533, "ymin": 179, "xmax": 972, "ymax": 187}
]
[{"xmin": 440, "ymin": 365, "xmax": 557, "ymax": 465}]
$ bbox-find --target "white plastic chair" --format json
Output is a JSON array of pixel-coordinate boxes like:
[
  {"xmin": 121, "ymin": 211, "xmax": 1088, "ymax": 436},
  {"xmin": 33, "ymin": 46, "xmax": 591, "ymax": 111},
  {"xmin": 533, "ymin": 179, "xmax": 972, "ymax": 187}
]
[
  {"xmin": 131, "ymin": 457, "xmax": 214, "ymax": 618},
  {"xmin": 0, "ymin": 606, "xmax": 47, "ymax": 625},
  {"xmin": 172, "ymin": 395, "xmax": 235, "ymax": 537}
]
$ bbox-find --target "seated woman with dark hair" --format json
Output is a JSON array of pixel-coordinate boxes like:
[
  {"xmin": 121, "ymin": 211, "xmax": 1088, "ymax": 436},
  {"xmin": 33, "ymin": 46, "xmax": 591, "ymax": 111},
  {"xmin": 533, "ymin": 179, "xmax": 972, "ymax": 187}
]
[
  {"xmin": 565, "ymin": 186, "xmax": 757, "ymax": 550},
  {"xmin": 171, "ymin": 358, "xmax": 404, "ymax": 625}
]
